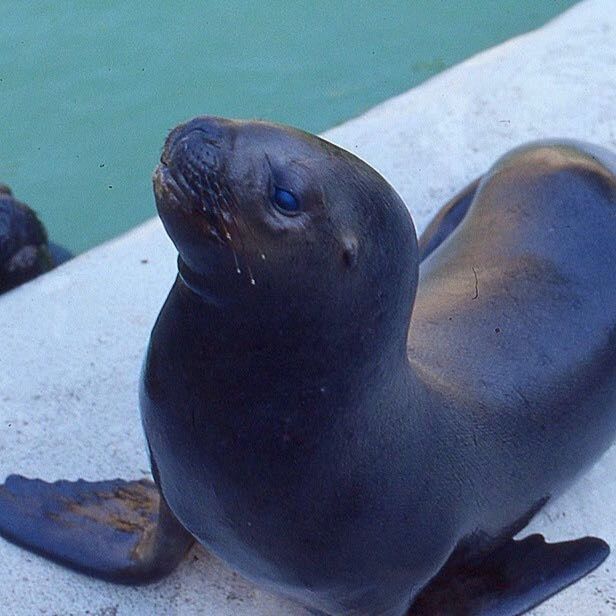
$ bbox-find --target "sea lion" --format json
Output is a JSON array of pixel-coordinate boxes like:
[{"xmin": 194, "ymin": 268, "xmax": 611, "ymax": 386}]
[
  {"xmin": 0, "ymin": 118, "xmax": 615, "ymax": 615},
  {"xmin": 0, "ymin": 184, "xmax": 72, "ymax": 293}
]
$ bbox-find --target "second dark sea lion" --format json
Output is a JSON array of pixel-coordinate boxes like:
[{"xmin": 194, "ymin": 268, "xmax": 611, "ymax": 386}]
[{"xmin": 0, "ymin": 184, "xmax": 72, "ymax": 293}]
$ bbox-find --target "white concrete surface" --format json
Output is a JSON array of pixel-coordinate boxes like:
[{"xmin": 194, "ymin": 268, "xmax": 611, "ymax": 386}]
[{"xmin": 1, "ymin": 0, "xmax": 615, "ymax": 613}]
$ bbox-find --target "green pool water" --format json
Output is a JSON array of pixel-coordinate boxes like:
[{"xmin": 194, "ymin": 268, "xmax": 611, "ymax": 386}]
[{"xmin": 1, "ymin": 1, "xmax": 578, "ymax": 253}]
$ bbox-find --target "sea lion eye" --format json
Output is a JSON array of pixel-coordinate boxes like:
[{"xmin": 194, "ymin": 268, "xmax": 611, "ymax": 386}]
[{"xmin": 272, "ymin": 187, "xmax": 300, "ymax": 214}]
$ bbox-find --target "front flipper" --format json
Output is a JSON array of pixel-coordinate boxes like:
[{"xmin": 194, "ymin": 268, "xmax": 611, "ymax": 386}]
[
  {"xmin": 0, "ymin": 475, "xmax": 194, "ymax": 584},
  {"xmin": 409, "ymin": 534, "xmax": 609, "ymax": 615},
  {"xmin": 418, "ymin": 176, "xmax": 482, "ymax": 262}
]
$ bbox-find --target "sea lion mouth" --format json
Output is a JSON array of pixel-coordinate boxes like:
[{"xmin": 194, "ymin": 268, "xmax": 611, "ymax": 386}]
[
  {"xmin": 152, "ymin": 163, "xmax": 188, "ymax": 210},
  {"xmin": 154, "ymin": 163, "xmax": 232, "ymax": 247}
]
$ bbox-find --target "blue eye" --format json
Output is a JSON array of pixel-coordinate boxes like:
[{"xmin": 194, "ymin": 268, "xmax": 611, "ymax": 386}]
[{"xmin": 272, "ymin": 187, "xmax": 300, "ymax": 214}]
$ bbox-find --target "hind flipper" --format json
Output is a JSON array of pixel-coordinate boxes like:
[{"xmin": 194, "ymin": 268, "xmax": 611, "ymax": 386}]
[
  {"xmin": 418, "ymin": 176, "xmax": 482, "ymax": 262},
  {"xmin": 409, "ymin": 534, "xmax": 609, "ymax": 615},
  {"xmin": 0, "ymin": 474, "xmax": 194, "ymax": 584}
]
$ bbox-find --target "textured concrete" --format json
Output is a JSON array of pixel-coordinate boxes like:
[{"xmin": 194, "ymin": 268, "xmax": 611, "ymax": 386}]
[{"xmin": 1, "ymin": 0, "xmax": 615, "ymax": 613}]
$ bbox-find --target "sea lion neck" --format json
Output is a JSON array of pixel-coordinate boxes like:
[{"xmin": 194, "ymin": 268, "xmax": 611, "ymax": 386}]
[
  {"xmin": 172, "ymin": 262, "xmax": 414, "ymax": 378},
  {"xmin": 147, "ymin": 268, "xmax": 425, "ymax": 456}
]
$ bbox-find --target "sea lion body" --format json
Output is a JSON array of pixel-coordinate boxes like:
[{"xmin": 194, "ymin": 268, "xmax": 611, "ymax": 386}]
[
  {"xmin": 0, "ymin": 120, "xmax": 614, "ymax": 615},
  {"xmin": 142, "ymin": 126, "xmax": 616, "ymax": 613},
  {"xmin": 412, "ymin": 144, "xmax": 616, "ymax": 538},
  {"xmin": 142, "ymin": 271, "xmax": 438, "ymax": 614}
]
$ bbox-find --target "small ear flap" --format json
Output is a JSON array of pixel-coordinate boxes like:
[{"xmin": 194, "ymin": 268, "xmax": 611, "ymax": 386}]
[{"xmin": 342, "ymin": 236, "xmax": 358, "ymax": 269}]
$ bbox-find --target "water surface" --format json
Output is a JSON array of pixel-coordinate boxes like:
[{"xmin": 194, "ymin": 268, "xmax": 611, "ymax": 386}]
[{"xmin": 1, "ymin": 2, "xmax": 578, "ymax": 252}]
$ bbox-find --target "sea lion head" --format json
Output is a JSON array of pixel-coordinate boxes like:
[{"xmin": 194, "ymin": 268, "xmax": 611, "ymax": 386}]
[{"xmin": 153, "ymin": 117, "xmax": 417, "ymax": 354}]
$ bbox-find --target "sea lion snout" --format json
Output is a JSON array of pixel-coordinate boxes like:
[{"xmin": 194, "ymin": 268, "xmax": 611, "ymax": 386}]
[
  {"xmin": 156, "ymin": 118, "xmax": 240, "ymax": 220},
  {"xmin": 168, "ymin": 130, "xmax": 222, "ymax": 178},
  {"xmin": 161, "ymin": 116, "xmax": 232, "ymax": 168}
]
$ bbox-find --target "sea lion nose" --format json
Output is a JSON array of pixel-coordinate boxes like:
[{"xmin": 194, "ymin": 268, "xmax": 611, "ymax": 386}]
[
  {"xmin": 161, "ymin": 116, "xmax": 231, "ymax": 167},
  {"xmin": 161, "ymin": 118, "xmax": 235, "ymax": 200},
  {"xmin": 177, "ymin": 131, "xmax": 221, "ymax": 179}
]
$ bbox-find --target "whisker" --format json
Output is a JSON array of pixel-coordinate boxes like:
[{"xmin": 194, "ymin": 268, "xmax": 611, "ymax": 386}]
[
  {"xmin": 215, "ymin": 181, "xmax": 253, "ymax": 280},
  {"xmin": 223, "ymin": 182, "xmax": 267, "ymax": 263}
]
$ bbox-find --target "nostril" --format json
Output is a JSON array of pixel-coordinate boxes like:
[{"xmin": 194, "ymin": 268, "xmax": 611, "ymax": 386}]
[
  {"xmin": 161, "ymin": 116, "xmax": 231, "ymax": 166},
  {"xmin": 169, "ymin": 129, "xmax": 224, "ymax": 192},
  {"xmin": 181, "ymin": 132, "xmax": 221, "ymax": 169}
]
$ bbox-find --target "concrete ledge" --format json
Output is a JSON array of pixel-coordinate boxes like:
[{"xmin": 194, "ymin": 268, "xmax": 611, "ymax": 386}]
[{"xmin": 1, "ymin": 0, "xmax": 615, "ymax": 613}]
